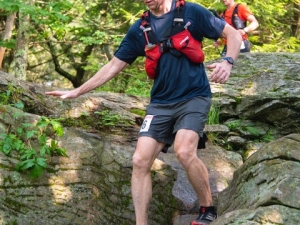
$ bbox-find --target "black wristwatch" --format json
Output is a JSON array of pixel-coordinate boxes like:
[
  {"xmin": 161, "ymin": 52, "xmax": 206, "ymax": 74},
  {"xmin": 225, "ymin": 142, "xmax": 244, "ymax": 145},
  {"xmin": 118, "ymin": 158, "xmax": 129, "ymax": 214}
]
[{"xmin": 222, "ymin": 57, "xmax": 234, "ymax": 65}]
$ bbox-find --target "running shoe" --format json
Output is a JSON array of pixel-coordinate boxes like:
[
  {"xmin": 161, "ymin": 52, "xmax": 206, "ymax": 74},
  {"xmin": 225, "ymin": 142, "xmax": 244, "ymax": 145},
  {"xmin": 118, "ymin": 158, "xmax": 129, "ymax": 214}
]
[{"xmin": 190, "ymin": 206, "xmax": 217, "ymax": 225}]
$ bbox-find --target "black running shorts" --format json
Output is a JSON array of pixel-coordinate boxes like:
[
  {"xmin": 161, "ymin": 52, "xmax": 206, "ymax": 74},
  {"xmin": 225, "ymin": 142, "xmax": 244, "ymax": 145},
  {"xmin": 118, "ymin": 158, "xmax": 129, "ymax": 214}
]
[{"xmin": 139, "ymin": 96, "xmax": 211, "ymax": 147}]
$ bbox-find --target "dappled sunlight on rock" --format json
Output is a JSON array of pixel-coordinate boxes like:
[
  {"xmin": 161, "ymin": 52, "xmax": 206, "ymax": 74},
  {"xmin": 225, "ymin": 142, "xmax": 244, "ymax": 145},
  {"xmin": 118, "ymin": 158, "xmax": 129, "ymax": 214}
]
[
  {"xmin": 50, "ymin": 184, "xmax": 73, "ymax": 204},
  {"xmin": 212, "ymin": 159, "xmax": 238, "ymax": 181},
  {"xmin": 48, "ymin": 170, "xmax": 80, "ymax": 184},
  {"xmin": 67, "ymin": 98, "xmax": 101, "ymax": 118},
  {"xmin": 151, "ymin": 158, "xmax": 165, "ymax": 170},
  {"xmin": 210, "ymin": 83, "xmax": 226, "ymax": 94},
  {"xmin": 267, "ymin": 209, "xmax": 283, "ymax": 223},
  {"xmin": 215, "ymin": 180, "xmax": 227, "ymax": 192},
  {"xmin": 240, "ymin": 81, "xmax": 258, "ymax": 95}
]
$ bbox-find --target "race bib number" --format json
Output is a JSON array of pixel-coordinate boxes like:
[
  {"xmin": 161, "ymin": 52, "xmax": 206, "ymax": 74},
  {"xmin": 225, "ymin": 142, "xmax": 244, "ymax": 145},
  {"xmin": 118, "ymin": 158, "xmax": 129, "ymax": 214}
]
[{"xmin": 140, "ymin": 115, "xmax": 154, "ymax": 132}]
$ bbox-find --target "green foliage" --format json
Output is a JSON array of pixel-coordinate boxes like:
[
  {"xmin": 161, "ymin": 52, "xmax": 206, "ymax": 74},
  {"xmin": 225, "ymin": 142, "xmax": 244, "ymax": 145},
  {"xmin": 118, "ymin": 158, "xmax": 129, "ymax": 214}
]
[
  {"xmin": 125, "ymin": 79, "xmax": 152, "ymax": 97},
  {"xmin": 225, "ymin": 119, "xmax": 275, "ymax": 143},
  {"xmin": 0, "ymin": 91, "xmax": 67, "ymax": 179},
  {"xmin": 199, "ymin": 0, "xmax": 300, "ymax": 55},
  {"xmin": 244, "ymin": 126, "xmax": 275, "ymax": 142},
  {"xmin": 207, "ymin": 132, "xmax": 225, "ymax": 147},
  {"xmin": 130, "ymin": 108, "xmax": 146, "ymax": 117},
  {"xmin": 2, "ymin": 0, "xmax": 300, "ymax": 90},
  {"xmin": 0, "ymin": 85, "xmax": 22, "ymax": 106},
  {"xmin": 94, "ymin": 109, "xmax": 135, "ymax": 129},
  {"xmin": 261, "ymin": 131, "xmax": 275, "ymax": 142},
  {"xmin": 207, "ymin": 103, "xmax": 220, "ymax": 125},
  {"xmin": 95, "ymin": 110, "xmax": 121, "ymax": 127},
  {"xmin": 0, "ymin": 39, "xmax": 16, "ymax": 49},
  {"xmin": 244, "ymin": 126, "xmax": 260, "ymax": 137},
  {"xmin": 0, "ymin": 0, "xmax": 23, "ymax": 12},
  {"xmin": 0, "ymin": 89, "xmax": 12, "ymax": 105},
  {"xmin": 95, "ymin": 58, "xmax": 152, "ymax": 97},
  {"xmin": 0, "ymin": 114, "xmax": 67, "ymax": 179},
  {"xmin": 226, "ymin": 120, "xmax": 241, "ymax": 131}
]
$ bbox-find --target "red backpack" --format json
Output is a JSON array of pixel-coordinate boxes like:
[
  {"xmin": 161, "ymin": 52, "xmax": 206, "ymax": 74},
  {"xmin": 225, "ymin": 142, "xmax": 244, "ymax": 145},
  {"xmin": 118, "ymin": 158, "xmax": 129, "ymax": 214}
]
[{"xmin": 140, "ymin": 0, "xmax": 205, "ymax": 79}]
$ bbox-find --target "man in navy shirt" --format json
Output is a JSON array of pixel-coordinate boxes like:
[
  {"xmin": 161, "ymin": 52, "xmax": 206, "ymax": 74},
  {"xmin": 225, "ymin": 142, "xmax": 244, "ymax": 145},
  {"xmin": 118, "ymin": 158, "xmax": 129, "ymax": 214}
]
[{"xmin": 46, "ymin": 0, "xmax": 242, "ymax": 224}]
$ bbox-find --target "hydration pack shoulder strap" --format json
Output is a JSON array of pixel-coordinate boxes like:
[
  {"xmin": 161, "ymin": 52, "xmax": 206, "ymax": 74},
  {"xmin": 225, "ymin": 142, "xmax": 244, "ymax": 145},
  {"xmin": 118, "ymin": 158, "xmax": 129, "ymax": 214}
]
[
  {"xmin": 223, "ymin": 4, "xmax": 246, "ymax": 29},
  {"xmin": 140, "ymin": 0, "xmax": 204, "ymax": 79},
  {"xmin": 140, "ymin": 0, "xmax": 186, "ymax": 44},
  {"xmin": 222, "ymin": 4, "xmax": 239, "ymax": 24}
]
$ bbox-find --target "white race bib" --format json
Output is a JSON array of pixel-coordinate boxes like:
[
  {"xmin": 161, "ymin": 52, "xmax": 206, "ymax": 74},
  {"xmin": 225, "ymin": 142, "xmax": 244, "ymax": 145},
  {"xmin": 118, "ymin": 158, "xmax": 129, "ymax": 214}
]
[{"xmin": 140, "ymin": 115, "xmax": 154, "ymax": 132}]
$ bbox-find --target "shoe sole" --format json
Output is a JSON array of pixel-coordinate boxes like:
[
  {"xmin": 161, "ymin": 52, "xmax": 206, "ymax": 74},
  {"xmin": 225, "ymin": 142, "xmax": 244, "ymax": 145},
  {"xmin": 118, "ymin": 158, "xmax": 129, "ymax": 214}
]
[{"xmin": 190, "ymin": 222, "xmax": 211, "ymax": 225}]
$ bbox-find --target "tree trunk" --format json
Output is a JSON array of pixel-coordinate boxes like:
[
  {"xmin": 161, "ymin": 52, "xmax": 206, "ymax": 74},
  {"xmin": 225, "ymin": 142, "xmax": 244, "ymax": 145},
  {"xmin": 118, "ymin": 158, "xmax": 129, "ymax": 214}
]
[
  {"xmin": 0, "ymin": 13, "xmax": 16, "ymax": 70},
  {"xmin": 9, "ymin": 0, "xmax": 34, "ymax": 80},
  {"xmin": 293, "ymin": 2, "xmax": 300, "ymax": 39}
]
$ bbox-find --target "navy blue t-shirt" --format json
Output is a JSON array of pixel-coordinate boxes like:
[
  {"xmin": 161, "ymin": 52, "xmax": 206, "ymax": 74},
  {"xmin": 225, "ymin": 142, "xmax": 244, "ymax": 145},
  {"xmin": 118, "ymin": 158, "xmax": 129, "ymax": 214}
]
[{"xmin": 114, "ymin": 1, "xmax": 225, "ymax": 104}]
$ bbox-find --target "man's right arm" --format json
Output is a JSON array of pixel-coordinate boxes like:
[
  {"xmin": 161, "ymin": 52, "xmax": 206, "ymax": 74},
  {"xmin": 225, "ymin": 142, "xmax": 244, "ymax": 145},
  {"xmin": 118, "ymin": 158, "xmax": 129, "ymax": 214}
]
[{"xmin": 45, "ymin": 57, "xmax": 128, "ymax": 99}]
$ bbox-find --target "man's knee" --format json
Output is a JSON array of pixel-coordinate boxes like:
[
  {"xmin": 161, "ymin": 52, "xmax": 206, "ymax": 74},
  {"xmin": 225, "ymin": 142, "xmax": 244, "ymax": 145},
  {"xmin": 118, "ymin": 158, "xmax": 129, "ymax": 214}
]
[
  {"xmin": 132, "ymin": 147, "xmax": 159, "ymax": 171},
  {"xmin": 132, "ymin": 151, "xmax": 149, "ymax": 170},
  {"xmin": 175, "ymin": 148, "xmax": 196, "ymax": 166}
]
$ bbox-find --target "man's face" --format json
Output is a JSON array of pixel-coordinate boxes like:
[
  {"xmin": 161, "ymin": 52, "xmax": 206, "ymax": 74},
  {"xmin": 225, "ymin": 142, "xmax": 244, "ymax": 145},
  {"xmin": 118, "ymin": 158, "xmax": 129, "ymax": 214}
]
[
  {"xmin": 222, "ymin": 0, "xmax": 233, "ymax": 6},
  {"xmin": 143, "ymin": 0, "xmax": 165, "ymax": 11}
]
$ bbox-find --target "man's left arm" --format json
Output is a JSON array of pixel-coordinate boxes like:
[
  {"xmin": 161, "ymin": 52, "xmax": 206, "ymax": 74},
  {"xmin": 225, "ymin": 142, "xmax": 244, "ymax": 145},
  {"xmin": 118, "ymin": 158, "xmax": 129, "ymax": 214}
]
[
  {"xmin": 239, "ymin": 5, "xmax": 259, "ymax": 35},
  {"xmin": 207, "ymin": 24, "xmax": 242, "ymax": 84},
  {"xmin": 242, "ymin": 15, "xmax": 259, "ymax": 34}
]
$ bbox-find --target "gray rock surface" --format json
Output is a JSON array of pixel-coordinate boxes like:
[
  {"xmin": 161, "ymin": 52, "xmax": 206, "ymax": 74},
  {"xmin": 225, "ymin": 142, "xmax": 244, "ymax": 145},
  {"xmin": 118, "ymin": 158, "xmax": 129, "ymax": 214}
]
[
  {"xmin": 0, "ymin": 52, "xmax": 300, "ymax": 224},
  {"xmin": 213, "ymin": 134, "xmax": 300, "ymax": 224}
]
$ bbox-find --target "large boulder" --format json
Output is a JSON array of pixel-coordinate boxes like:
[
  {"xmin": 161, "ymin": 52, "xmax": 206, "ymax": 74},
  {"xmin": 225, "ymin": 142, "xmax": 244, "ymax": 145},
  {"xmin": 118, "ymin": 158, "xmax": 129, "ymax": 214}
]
[
  {"xmin": 0, "ymin": 106, "xmax": 177, "ymax": 225},
  {"xmin": 213, "ymin": 133, "xmax": 300, "ymax": 224}
]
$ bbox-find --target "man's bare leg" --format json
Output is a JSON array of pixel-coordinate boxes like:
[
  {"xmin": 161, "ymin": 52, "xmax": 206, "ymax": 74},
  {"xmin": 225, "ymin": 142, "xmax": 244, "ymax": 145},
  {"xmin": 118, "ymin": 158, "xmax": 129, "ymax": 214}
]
[
  {"xmin": 174, "ymin": 129, "xmax": 213, "ymax": 206},
  {"xmin": 131, "ymin": 137, "xmax": 164, "ymax": 225}
]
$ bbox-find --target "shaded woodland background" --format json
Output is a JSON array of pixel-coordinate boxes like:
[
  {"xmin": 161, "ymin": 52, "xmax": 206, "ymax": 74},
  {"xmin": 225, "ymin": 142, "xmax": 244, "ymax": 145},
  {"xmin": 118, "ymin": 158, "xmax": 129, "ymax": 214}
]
[{"xmin": 0, "ymin": 0, "xmax": 300, "ymax": 96}]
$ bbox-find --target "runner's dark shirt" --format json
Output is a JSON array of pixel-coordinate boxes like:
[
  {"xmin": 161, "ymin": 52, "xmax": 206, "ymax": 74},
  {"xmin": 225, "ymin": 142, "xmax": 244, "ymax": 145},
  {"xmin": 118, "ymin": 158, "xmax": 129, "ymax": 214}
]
[{"xmin": 114, "ymin": 1, "xmax": 225, "ymax": 104}]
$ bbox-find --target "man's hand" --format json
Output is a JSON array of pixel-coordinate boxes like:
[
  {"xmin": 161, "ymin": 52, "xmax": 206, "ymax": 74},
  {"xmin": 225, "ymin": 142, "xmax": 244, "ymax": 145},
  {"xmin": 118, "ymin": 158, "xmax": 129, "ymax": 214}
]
[
  {"xmin": 45, "ymin": 89, "xmax": 79, "ymax": 99},
  {"xmin": 207, "ymin": 61, "xmax": 232, "ymax": 84}
]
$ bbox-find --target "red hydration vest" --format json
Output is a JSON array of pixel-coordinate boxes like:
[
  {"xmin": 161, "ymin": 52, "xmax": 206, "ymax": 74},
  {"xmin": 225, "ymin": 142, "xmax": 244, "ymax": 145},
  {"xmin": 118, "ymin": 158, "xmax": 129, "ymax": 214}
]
[{"xmin": 140, "ymin": 0, "xmax": 205, "ymax": 79}]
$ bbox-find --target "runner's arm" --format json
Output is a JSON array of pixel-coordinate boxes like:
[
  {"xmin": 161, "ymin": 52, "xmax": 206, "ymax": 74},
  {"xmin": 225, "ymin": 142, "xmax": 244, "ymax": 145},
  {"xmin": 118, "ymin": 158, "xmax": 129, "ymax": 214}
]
[
  {"xmin": 243, "ymin": 15, "xmax": 259, "ymax": 34},
  {"xmin": 45, "ymin": 57, "xmax": 128, "ymax": 99},
  {"xmin": 220, "ymin": 23, "xmax": 242, "ymax": 60},
  {"xmin": 207, "ymin": 24, "xmax": 242, "ymax": 84}
]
